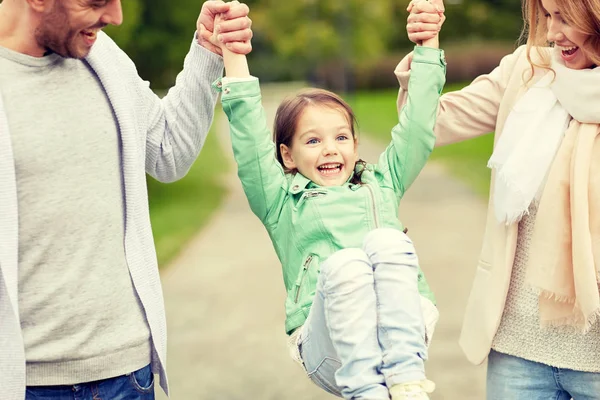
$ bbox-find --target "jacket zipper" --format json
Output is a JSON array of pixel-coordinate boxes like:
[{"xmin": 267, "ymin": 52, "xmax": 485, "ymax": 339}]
[
  {"xmin": 295, "ymin": 255, "xmax": 313, "ymax": 303},
  {"xmin": 305, "ymin": 191, "xmax": 326, "ymax": 198},
  {"xmin": 365, "ymin": 184, "xmax": 380, "ymax": 228},
  {"xmin": 296, "ymin": 190, "xmax": 327, "ymax": 210}
]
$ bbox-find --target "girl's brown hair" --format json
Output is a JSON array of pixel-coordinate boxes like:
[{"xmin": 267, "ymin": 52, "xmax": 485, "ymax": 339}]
[
  {"xmin": 522, "ymin": 0, "xmax": 600, "ymax": 80},
  {"xmin": 273, "ymin": 88, "xmax": 366, "ymax": 184}
]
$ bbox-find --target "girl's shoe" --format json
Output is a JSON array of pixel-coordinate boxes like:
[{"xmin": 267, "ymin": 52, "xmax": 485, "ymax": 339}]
[{"xmin": 389, "ymin": 379, "xmax": 435, "ymax": 400}]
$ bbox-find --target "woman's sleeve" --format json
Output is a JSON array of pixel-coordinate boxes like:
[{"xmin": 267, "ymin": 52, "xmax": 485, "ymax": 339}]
[{"xmin": 395, "ymin": 45, "xmax": 527, "ymax": 146}]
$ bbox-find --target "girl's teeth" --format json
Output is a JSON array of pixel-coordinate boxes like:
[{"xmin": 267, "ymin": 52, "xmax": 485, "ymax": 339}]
[{"xmin": 318, "ymin": 164, "xmax": 342, "ymax": 175}]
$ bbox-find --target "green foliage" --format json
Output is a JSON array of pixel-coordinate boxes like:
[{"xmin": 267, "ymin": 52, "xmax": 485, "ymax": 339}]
[
  {"xmin": 104, "ymin": 0, "xmax": 143, "ymax": 49},
  {"xmin": 347, "ymin": 83, "xmax": 494, "ymax": 197},
  {"xmin": 431, "ymin": 130, "xmax": 493, "ymax": 197},
  {"xmin": 107, "ymin": 0, "xmax": 205, "ymax": 88},
  {"xmin": 101, "ymin": 0, "xmax": 524, "ymax": 87},
  {"xmin": 5, "ymin": 0, "xmax": 524, "ymax": 87},
  {"xmin": 148, "ymin": 128, "xmax": 229, "ymax": 267},
  {"xmin": 251, "ymin": 0, "xmax": 394, "ymax": 64}
]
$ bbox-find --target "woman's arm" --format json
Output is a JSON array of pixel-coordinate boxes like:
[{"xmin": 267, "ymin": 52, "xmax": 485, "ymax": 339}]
[
  {"xmin": 396, "ymin": 47, "xmax": 525, "ymax": 146},
  {"xmin": 400, "ymin": 1, "xmax": 524, "ymax": 146}
]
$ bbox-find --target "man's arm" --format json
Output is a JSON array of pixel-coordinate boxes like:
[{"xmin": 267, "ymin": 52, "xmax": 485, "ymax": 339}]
[{"xmin": 144, "ymin": 1, "xmax": 253, "ymax": 183}]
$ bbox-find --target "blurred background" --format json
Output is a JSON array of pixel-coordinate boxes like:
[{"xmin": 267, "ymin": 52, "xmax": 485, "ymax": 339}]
[{"xmin": 104, "ymin": 0, "xmax": 523, "ymax": 91}]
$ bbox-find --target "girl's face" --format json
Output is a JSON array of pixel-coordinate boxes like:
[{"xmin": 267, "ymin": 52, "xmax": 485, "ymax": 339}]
[
  {"xmin": 542, "ymin": 0, "xmax": 595, "ymax": 69},
  {"xmin": 279, "ymin": 105, "xmax": 358, "ymax": 187}
]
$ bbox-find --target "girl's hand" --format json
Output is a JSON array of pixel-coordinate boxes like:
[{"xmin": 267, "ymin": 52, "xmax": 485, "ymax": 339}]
[
  {"xmin": 197, "ymin": 1, "xmax": 252, "ymax": 56},
  {"xmin": 406, "ymin": 0, "xmax": 445, "ymax": 46},
  {"xmin": 208, "ymin": 13, "xmax": 227, "ymax": 50},
  {"xmin": 208, "ymin": 1, "xmax": 251, "ymax": 77}
]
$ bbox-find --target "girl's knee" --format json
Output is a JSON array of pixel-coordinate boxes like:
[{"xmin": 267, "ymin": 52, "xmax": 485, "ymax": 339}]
[
  {"xmin": 362, "ymin": 228, "xmax": 417, "ymax": 262},
  {"xmin": 363, "ymin": 228, "xmax": 412, "ymax": 249},
  {"xmin": 319, "ymin": 248, "xmax": 372, "ymax": 292}
]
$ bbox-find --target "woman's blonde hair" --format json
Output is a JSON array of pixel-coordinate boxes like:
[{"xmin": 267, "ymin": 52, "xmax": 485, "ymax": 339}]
[{"xmin": 521, "ymin": 0, "xmax": 600, "ymax": 78}]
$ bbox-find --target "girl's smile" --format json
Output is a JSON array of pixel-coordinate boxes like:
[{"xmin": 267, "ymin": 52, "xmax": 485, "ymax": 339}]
[{"xmin": 280, "ymin": 105, "xmax": 358, "ymax": 187}]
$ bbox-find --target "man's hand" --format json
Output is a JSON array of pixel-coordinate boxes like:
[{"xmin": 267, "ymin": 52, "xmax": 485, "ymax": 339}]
[
  {"xmin": 406, "ymin": 0, "xmax": 445, "ymax": 46},
  {"xmin": 197, "ymin": 1, "xmax": 253, "ymax": 56}
]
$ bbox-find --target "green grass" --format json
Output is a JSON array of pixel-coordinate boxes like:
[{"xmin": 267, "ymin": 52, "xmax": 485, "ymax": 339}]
[
  {"xmin": 147, "ymin": 127, "xmax": 229, "ymax": 267},
  {"xmin": 346, "ymin": 83, "xmax": 494, "ymax": 197}
]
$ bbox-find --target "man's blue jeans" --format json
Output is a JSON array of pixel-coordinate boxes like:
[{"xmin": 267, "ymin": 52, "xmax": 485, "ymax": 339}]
[
  {"xmin": 25, "ymin": 364, "xmax": 154, "ymax": 400},
  {"xmin": 487, "ymin": 350, "xmax": 600, "ymax": 399}
]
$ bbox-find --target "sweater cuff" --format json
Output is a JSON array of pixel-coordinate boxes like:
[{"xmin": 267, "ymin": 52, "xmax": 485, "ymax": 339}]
[
  {"xmin": 394, "ymin": 53, "xmax": 412, "ymax": 90},
  {"xmin": 395, "ymin": 69, "xmax": 411, "ymax": 91},
  {"xmin": 187, "ymin": 32, "xmax": 224, "ymax": 80}
]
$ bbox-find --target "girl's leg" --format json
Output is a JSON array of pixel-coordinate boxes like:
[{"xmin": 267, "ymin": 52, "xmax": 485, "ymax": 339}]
[
  {"xmin": 300, "ymin": 248, "xmax": 389, "ymax": 400},
  {"xmin": 486, "ymin": 350, "xmax": 571, "ymax": 400},
  {"xmin": 362, "ymin": 228, "xmax": 427, "ymax": 387}
]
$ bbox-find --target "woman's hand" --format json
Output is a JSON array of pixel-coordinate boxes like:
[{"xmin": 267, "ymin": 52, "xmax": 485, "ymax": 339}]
[{"xmin": 406, "ymin": 0, "xmax": 445, "ymax": 47}]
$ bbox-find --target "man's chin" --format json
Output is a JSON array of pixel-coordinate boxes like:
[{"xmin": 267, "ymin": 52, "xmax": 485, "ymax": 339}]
[
  {"xmin": 43, "ymin": 37, "xmax": 90, "ymax": 59},
  {"xmin": 52, "ymin": 46, "xmax": 90, "ymax": 60}
]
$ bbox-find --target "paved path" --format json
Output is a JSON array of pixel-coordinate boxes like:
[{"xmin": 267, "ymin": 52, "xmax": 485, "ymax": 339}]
[{"xmin": 158, "ymin": 85, "xmax": 488, "ymax": 400}]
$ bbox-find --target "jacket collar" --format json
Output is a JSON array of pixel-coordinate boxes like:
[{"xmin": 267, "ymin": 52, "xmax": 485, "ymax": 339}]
[
  {"xmin": 287, "ymin": 165, "xmax": 363, "ymax": 194},
  {"xmin": 288, "ymin": 173, "xmax": 313, "ymax": 194}
]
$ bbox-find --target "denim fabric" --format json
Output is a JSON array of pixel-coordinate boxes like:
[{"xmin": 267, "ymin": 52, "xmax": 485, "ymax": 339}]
[
  {"xmin": 299, "ymin": 228, "xmax": 431, "ymax": 399},
  {"xmin": 25, "ymin": 364, "xmax": 154, "ymax": 400},
  {"xmin": 487, "ymin": 350, "xmax": 600, "ymax": 399}
]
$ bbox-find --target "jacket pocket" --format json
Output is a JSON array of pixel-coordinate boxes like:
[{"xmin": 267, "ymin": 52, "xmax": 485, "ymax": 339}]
[{"xmin": 294, "ymin": 254, "xmax": 319, "ymax": 304}]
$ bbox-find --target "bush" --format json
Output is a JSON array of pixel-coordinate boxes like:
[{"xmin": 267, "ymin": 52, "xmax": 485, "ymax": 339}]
[
  {"xmin": 443, "ymin": 41, "xmax": 518, "ymax": 83},
  {"xmin": 316, "ymin": 41, "xmax": 517, "ymax": 91}
]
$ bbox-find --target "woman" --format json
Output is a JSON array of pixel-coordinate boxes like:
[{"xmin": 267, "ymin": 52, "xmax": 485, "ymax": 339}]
[{"xmin": 402, "ymin": 0, "xmax": 600, "ymax": 398}]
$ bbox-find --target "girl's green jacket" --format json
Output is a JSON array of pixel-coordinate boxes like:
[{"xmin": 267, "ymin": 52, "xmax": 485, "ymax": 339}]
[{"xmin": 218, "ymin": 46, "xmax": 446, "ymax": 334}]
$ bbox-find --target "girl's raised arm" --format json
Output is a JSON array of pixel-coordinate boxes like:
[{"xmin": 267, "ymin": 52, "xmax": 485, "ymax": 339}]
[{"xmin": 211, "ymin": 7, "xmax": 288, "ymax": 227}]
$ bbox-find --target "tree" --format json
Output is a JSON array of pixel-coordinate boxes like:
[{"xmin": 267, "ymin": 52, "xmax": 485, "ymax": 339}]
[{"xmin": 249, "ymin": 0, "xmax": 397, "ymax": 81}]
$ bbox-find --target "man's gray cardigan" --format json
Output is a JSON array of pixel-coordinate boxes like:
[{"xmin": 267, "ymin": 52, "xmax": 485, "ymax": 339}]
[{"xmin": 0, "ymin": 32, "xmax": 223, "ymax": 399}]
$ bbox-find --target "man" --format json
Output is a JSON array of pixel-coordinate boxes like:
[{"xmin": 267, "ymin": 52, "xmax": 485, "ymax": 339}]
[{"xmin": 0, "ymin": 0, "xmax": 252, "ymax": 398}]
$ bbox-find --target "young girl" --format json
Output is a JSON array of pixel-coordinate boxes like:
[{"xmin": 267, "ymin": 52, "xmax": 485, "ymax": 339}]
[
  {"xmin": 405, "ymin": 0, "xmax": 600, "ymax": 397},
  {"xmin": 206, "ymin": 3, "xmax": 445, "ymax": 398}
]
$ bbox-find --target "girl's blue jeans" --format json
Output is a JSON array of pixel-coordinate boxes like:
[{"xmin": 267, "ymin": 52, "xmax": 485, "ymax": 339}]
[
  {"xmin": 298, "ymin": 228, "xmax": 438, "ymax": 400},
  {"xmin": 25, "ymin": 364, "xmax": 154, "ymax": 400},
  {"xmin": 487, "ymin": 350, "xmax": 600, "ymax": 400}
]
